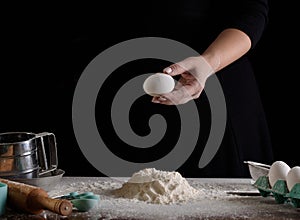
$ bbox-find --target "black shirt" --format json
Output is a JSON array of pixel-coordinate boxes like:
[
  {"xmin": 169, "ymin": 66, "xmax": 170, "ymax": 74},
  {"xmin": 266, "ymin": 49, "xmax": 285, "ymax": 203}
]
[
  {"xmin": 136, "ymin": 0, "xmax": 274, "ymax": 177},
  {"xmin": 1, "ymin": 0, "xmax": 274, "ymax": 178}
]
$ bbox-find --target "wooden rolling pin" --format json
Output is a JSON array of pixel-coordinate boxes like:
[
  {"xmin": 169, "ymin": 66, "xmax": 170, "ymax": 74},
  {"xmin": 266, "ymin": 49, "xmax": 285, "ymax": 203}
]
[{"xmin": 0, "ymin": 178, "xmax": 73, "ymax": 216}]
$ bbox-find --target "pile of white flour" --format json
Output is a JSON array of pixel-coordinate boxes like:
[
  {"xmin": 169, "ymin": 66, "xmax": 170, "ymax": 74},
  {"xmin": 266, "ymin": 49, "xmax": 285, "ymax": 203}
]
[{"xmin": 112, "ymin": 168, "xmax": 200, "ymax": 204}]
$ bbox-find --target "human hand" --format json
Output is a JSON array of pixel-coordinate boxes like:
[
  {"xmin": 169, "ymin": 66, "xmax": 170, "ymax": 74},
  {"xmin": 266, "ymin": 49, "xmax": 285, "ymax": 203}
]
[{"xmin": 152, "ymin": 56, "xmax": 215, "ymax": 105}]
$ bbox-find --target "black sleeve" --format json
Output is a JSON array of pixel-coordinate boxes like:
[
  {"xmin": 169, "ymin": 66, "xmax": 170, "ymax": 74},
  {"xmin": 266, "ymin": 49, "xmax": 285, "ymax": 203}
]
[{"xmin": 221, "ymin": 0, "xmax": 269, "ymax": 49}]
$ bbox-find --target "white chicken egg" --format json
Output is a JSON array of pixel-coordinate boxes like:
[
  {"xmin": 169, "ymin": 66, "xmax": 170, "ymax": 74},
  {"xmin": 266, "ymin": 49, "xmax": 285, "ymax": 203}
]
[
  {"xmin": 143, "ymin": 73, "xmax": 175, "ymax": 96},
  {"xmin": 286, "ymin": 166, "xmax": 300, "ymax": 191},
  {"xmin": 268, "ymin": 161, "xmax": 291, "ymax": 187}
]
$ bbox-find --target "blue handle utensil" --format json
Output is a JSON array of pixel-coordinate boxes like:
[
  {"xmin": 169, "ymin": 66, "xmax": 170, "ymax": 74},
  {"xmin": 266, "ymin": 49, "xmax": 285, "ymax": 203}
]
[{"xmin": 58, "ymin": 192, "xmax": 100, "ymax": 212}]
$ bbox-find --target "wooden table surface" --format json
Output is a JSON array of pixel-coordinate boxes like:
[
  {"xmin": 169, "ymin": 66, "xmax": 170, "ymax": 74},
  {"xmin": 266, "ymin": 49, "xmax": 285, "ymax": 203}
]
[{"xmin": 1, "ymin": 177, "xmax": 300, "ymax": 219}]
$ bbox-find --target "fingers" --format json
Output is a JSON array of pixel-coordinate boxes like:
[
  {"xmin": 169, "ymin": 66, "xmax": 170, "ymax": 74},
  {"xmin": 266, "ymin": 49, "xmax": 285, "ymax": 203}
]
[
  {"xmin": 152, "ymin": 79, "xmax": 203, "ymax": 105},
  {"xmin": 154, "ymin": 90, "xmax": 193, "ymax": 105},
  {"xmin": 156, "ymin": 56, "xmax": 210, "ymax": 105},
  {"xmin": 152, "ymin": 92, "xmax": 190, "ymax": 105},
  {"xmin": 163, "ymin": 61, "xmax": 188, "ymax": 77},
  {"xmin": 152, "ymin": 96, "xmax": 174, "ymax": 105}
]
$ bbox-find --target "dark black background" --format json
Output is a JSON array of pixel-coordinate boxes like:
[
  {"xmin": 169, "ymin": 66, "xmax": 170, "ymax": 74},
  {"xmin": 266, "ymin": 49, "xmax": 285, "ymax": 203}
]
[{"xmin": 1, "ymin": 1, "xmax": 299, "ymax": 177}]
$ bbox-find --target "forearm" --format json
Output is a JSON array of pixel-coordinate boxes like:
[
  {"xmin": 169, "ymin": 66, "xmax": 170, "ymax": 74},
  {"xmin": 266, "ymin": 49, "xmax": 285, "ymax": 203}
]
[{"xmin": 201, "ymin": 28, "xmax": 252, "ymax": 72}]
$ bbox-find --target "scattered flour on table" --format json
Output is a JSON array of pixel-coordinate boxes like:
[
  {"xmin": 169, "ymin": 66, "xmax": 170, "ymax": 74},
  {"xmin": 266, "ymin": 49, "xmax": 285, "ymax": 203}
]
[
  {"xmin": 43, "ymin": 176, "xmax": 275, "ymax": 220},
  {"xmin": 112, "ymin": 168, "xmax": 201, "ymax": 204}
]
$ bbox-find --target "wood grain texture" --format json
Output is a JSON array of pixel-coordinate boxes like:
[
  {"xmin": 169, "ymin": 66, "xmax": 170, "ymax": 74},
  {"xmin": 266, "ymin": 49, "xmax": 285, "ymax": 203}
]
[{"xmin": 0, "ymin": 178, "xmax": 72, "ymax": 216}]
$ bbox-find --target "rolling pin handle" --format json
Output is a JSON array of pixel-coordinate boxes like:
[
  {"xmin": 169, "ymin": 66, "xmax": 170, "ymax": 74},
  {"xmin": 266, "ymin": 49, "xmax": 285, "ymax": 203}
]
[
  {"xmin": 35, "ymin": 196, "xmax": 73, "ymax": 216},
  {"xmin": 55, "ymin": 199, "xmax": 73, "ymax": 216}
]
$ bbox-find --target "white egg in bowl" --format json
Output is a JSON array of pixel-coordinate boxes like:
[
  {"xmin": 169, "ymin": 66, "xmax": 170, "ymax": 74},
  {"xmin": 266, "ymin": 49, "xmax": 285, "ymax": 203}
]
[
  {"xmin": 143, "ymin": 73, "xmax": 175, "ymax": 96},
  {"xmin": 268, "ymin": 161, "xmax": 291, "ymax": 188},
  {"xmin": 286, "ymin": 166, "xmax": 300, "ymax": 191}
]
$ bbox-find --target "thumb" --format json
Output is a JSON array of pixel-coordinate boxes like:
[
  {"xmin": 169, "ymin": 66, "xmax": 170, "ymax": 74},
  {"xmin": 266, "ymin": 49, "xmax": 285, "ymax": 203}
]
[{"xmin": 163, "ymin": 62, "xmax": 187, "ymax": 76}]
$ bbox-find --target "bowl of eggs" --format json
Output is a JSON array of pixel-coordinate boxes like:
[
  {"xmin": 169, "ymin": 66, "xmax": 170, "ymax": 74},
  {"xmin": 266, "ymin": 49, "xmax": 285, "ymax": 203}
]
[{"xmin": 253, "ymin": 160, "xmax": 300, "ymax": 208}]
